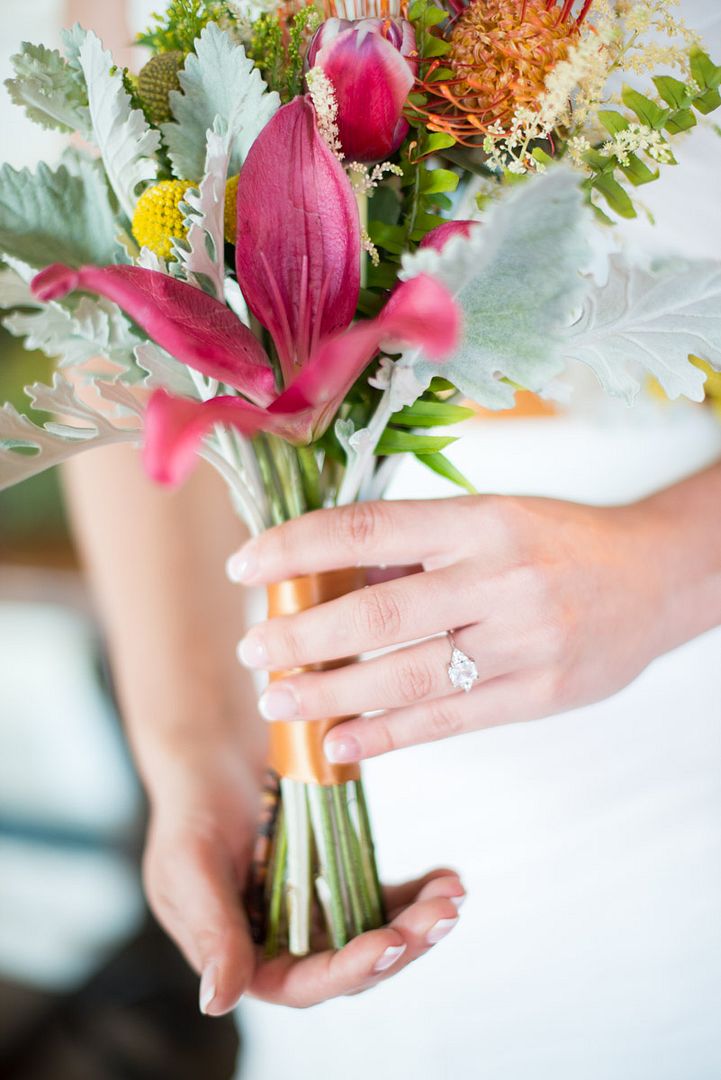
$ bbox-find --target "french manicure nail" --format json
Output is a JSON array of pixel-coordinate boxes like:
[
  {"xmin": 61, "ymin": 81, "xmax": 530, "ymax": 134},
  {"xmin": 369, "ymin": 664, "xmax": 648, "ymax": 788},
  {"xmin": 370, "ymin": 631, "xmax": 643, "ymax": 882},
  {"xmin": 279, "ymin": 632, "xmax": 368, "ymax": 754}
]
[
  {"xmin": 226, "ymin": 547, "xmax": 258, "ymax": 583},
  {"xmin": 373, "ymin": 944, "xmax": 406, "ymax": 973},
  {"xmin": 199, "ymin": 963, "xmax": 218, "ymax": 1015},
  {"xmin": 427, "ymin": 917, "xmax": 458, "ymax": 945},
  {"xmin": 451, "ymin": 895, "xmax": 466, "ymax": 911},
  {"xmin": 324, "ymin": 735, "xmax": 362, "ymax": 764},
  {"xmin": 237, "ymin": 635, "xmax": 269, "ymax": 668},
  {"xmin": 258, "ymin": 685, "xmax": 299, "ymax": 721}
]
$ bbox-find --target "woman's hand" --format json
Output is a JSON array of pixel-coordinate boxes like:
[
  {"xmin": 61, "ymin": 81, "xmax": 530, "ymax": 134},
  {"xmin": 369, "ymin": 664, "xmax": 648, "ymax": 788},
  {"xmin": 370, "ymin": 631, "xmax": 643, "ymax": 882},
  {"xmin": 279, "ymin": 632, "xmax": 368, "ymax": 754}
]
[
  {"xmin": 143, "ymin": 737, "xmax": 465, "ymax": 1014},
  {"xmin": 228, "ymin": 477, "xmax": 721, "ymax": 763}
]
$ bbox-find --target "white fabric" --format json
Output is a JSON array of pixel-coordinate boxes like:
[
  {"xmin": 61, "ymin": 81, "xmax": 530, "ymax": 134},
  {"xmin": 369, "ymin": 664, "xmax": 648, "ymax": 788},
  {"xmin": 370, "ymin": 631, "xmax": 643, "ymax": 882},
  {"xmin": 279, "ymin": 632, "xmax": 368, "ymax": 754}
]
[{"xmin": 238, "ymin": 6, "xmax": 721, "ymax": 1078}]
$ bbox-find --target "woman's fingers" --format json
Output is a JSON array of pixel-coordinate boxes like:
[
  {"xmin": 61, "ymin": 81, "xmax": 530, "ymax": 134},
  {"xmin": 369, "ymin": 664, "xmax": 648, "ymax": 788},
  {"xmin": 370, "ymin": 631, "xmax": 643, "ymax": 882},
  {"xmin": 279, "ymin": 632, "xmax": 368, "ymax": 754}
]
[
  {"xmin": 249, "ymin": 871, "xmax": 463, "ymax": 1007},
  {"xmin": 142, "ymin": 828, "xmax": 255, "ymax": 1017},
  {"xmin": 322, "ymin": 669, "xmax": 555, "ymax": 761},
  {"xmin": 384, "ymin": 868, "xmax": 465, "ymax": 919},
  {"xmin": 257, "ymin": 625, "xmax": 520, "ymax": 723},
  {"xmin": 226, "ymin": 499, "xmax": 471, "ymax": 585},
  {"xmin": 238, "ymin": 563, "xmax": 482, "ymax": 671}
]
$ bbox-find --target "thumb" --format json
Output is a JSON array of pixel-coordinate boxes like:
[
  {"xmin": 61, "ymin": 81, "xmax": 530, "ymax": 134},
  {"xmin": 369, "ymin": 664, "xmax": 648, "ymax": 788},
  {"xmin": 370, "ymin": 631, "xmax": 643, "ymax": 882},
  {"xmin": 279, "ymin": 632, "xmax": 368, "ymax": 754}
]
[{"xmin": 143, "ymin": 828, "xmax": 256, "ymax": 1017}]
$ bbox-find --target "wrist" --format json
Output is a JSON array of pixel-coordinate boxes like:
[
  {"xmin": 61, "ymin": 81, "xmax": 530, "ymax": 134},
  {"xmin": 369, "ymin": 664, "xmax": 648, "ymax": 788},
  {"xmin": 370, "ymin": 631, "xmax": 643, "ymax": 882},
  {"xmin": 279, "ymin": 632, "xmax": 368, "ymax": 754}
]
[
  {"xmin": 623, "ymin": 476, "xmax": 721, "ymax": 657},
  {"xmin": 117, "ymin": 682, "xmax": 267, "ymax": 811}
]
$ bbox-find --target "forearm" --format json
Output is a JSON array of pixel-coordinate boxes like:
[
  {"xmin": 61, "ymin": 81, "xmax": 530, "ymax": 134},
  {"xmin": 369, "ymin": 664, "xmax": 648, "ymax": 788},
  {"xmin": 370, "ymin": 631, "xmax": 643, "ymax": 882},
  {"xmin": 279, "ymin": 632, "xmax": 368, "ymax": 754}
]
[
  {"xmin": 63, "ymin": 446, "xmax": 265, "ymax": 802},
  {"xmin": 635, "ymin": 460, "xmax": 721, "ymax": 657}
]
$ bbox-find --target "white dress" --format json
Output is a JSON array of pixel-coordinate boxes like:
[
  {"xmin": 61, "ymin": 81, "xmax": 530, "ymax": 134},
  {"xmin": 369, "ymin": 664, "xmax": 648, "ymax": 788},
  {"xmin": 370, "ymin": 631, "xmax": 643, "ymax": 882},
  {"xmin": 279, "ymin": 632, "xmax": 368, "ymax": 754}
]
[{"xmin": 238, "ymin": 5, "xmax": 721, "ymax": 1078}]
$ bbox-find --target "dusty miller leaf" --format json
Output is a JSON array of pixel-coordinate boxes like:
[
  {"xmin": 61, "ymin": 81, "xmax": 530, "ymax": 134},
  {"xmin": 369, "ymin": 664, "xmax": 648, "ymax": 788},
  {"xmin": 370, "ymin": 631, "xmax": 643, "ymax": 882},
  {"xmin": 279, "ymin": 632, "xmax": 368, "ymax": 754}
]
[
  {"xmin": 563, "ymin": 257, "xmax": 721, "ymax": 402},
  {"xmin": 0, "ymin": 373, "xmax": 141, "ymax": 491},
  {"xmin": 173, "ymin": 122, "xmax": 231, "ymax": 297},
  {"xmin": 162, "ymin": 24, "xmax": 279, "ymax": 180},
  {"xmin": 5, "ymin": 39, "xmax": 90, "ymax": 136},
  {"xmin": 134, "ymin": 341, "xmax": 200, "ymax": 396},
  {"xmin": 0, "ymin": 263, "xmax": 140, "ymax": 373},
  {"xmin": 79, "ymin": 30, "xmax": 160, "ymax": 220},
  {"xmin": 0, "ymin": 161, "xmax": 124, "ymax": 268},
  {"xmin": 397, "ymin": 169, "xmax": 591, "ymax": 409}
]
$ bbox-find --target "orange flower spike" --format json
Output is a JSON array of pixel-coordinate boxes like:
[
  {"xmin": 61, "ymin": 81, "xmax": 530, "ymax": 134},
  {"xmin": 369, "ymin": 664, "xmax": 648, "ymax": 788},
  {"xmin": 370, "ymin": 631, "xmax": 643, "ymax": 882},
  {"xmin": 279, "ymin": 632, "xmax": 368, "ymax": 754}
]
[{"xmin": 412, "ymin": 0, "xmax": 590, "ymax": 147}]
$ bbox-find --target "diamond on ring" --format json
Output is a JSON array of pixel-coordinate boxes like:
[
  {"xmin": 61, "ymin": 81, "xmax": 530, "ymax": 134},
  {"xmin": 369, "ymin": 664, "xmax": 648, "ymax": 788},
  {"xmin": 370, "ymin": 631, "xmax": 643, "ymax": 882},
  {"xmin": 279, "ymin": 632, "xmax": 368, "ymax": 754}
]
[{"xmin": 447, "ymin": 633, "xmax": 479, "ymax": 693}]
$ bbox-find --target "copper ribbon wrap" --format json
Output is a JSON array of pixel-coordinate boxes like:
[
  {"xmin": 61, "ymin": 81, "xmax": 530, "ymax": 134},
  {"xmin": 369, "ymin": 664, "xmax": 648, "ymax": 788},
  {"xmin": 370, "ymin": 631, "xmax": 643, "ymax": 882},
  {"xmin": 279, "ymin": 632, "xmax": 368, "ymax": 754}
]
[{"xmin": 266, "ymin": 568, "xmax": 365, "ymax": 786}]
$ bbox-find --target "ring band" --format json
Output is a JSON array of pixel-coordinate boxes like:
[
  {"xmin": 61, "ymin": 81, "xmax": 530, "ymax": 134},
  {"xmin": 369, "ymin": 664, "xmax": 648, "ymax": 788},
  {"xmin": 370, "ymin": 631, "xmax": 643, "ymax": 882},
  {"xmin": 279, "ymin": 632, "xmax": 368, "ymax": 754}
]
[{"xmin": 447, "ymin": 631, "xmax": 479, "ymax": 693}]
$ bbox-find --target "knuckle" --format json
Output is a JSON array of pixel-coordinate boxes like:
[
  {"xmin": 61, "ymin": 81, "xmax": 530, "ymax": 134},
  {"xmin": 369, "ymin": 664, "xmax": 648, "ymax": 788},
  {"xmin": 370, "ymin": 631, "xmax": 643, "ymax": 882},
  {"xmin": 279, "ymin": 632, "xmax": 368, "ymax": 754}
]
[
  {"xmin": 424, "ymin": 701, "xmax": 465, "ymax": 742},
  {"xmin": 393, "ymin": 656, "xmax": 435, "ymax": 704},
  {"xmin": 335, "ymin": 502, "xmax": 388, "ymax": 550},
  {"xmin": 300, "ymin": 676, "xmax": 340, "ymax": 720},
  {"xmin": 272, "ymin": 620, "xmax": 303, "ymax": 666},
  {"xmin": 356, "ymin": 588, "xmax": 404, "ymax": 642},
  {"xmin": 370, "ymin": 714, "xmax": 398, "ymax": 755}
]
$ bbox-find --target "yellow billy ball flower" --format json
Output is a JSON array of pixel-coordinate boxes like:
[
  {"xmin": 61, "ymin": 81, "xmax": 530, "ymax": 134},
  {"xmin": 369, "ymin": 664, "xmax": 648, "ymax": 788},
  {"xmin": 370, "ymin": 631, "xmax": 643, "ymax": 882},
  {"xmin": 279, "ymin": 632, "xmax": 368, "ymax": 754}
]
[
  {"xmin": 224, "ymin": 174, "xmax": 240, "ymax": 245},
  {"xmin": 131, "ymin": 179, "xmax": 194, "ymax": 259},
  {"xmin": 137, "ymin": 51, "xmax": 185, "ymax": 125}
]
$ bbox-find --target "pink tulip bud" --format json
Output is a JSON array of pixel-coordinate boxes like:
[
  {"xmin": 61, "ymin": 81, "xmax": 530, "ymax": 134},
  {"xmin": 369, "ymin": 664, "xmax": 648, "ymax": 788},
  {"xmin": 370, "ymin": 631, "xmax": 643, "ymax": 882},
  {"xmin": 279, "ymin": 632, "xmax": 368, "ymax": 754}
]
[{"xmin": 307, "ymin": 17, "xmax": 417, "ymax": 164}]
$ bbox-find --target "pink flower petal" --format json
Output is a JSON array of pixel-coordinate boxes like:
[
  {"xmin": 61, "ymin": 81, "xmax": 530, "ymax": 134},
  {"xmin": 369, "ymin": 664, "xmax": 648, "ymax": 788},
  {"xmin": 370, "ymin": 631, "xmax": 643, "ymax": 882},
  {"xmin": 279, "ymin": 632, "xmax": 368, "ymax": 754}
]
[
  {"xmin": 271, "ymin": 273, "xmax": 460, "ymax": 431},
  {"xmin": 143, "ymin": 389, "xmax": 274, "ymax": 486},
  {"xmin": 314, "ymin": 26, "xmax": 415, "ymax": 163},
  {"xmin": 142, "ymin": 274, "xmax": 460, "ymax": 486},
  {"xmin": 32, "ymin": 264, "xmax": 276, "ymax": 406},
  {"xmin": 420, "ymin": 220, "xmax": 479, "ymax": 252},
  {"xmin": 235, "ymin": 97, "xmax": 360, "ymax": 377}
]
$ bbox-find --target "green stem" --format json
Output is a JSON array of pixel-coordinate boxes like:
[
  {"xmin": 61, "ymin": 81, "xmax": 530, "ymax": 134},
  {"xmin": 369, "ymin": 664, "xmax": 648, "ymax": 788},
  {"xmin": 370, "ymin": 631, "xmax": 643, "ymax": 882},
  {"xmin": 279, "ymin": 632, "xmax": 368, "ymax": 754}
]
[
  {"xmin": 355, "ymin": 779, "xmax": 385, "ymax": 927},
  {"xmin": 308, "ymin": 784, "xmax": 348, "ymax": 949},
  {"xmin": 343, "ymin": 784, "xmax": 374, "ymax": 929},
  {"xmin": 254, "ymin": 435, "xmax": 290, "ymax": 524},
  {"xmin": 296, "ymin": 446, "xmax": 323, "ymax": 511},
  {"xmin": 264, "ymin": 808, "xmax": 287, "ymax": 958},
  {"xmin": 332, "ymin": 785, "xmax": 366, "ymax": 936},
  {"xmin": 403, "ymin": 163, "xmax": 422, "ymax": 249}
]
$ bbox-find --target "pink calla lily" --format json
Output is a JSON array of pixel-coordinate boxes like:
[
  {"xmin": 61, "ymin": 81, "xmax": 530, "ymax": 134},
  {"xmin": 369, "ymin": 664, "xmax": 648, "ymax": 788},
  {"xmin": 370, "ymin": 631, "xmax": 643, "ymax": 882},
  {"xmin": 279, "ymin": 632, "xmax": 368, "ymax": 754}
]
[
  {"xmin": 143, "ymin": 272, "xmax": 460, "ymax": 485},
  {"xmin": 307, "ymin": 18, "xmax": 417, "ymax": 164},
  {"xmin": 31, "ymin": 96, "xmax": 460, "ymax": 487}
]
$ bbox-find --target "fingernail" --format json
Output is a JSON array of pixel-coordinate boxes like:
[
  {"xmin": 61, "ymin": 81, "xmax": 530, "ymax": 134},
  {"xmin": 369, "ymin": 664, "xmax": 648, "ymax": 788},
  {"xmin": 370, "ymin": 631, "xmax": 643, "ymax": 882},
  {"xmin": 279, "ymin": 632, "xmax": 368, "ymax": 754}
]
[
  {"xmin": 237, "ymin": 634, "xmax": 269, "ymax": 668},
  {"xmin": 427, "ymin": 917, "xmax": 458, "ymax": 945},
  {"xmin": 226, "ymin": 546, "xmax": 258, "ymax": 584},
  {"xmin": 451, "ymin": 895, "xmax": 466, "ymax": 911},
  {"xmin": 373, "ymin": 944, "xmax": 406, "ymax": 973},
  {"xmin": 258, "ymin": 685, "xmax": 299, "ymax": 721},
  {"xmin": 324, "ymin": 735, "xmax": 362, "ymax": 764},
  {"xmin": 199, "ymin": 963, "xmax": 218, "ymax": 1015}
]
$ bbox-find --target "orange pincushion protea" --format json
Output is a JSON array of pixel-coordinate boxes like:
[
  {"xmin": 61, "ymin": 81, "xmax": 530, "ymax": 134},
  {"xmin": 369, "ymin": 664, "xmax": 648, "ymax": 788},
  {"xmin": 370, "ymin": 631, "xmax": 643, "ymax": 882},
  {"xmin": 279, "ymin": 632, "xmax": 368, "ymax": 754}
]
[{"xmin": 415, "ymin": 0, "xmax": 594, "ymax": 146}]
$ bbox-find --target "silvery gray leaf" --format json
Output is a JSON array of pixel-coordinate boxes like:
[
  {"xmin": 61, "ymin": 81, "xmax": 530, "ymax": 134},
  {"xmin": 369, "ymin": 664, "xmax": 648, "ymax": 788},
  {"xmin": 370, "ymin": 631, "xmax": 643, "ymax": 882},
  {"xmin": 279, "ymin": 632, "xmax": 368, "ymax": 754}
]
[
  {"xmin": 162, "ymin": 24, "xmax": 279, "ymax": 181},
  {"xmin": 563, "ymin": 256, "xmax": 721, "ymax": 403},
  {"xmin": 78, "ymin": 31, "xmax": 160, "ymax": 221},
  {"xmin": 397, "ymin": 168, "xmax": 592, "ymax": 409},
  {"xmin": 0, "ymin": 374, "xmax": 140, "ymax": 491}
]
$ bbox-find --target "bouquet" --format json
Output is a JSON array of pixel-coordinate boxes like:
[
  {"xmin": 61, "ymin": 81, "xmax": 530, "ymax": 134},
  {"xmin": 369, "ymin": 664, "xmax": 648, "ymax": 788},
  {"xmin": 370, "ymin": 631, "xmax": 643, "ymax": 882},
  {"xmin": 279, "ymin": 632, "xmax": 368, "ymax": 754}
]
[{"xmin": 2, "ymin": 0, "xmax": 721, "ymax": 958}]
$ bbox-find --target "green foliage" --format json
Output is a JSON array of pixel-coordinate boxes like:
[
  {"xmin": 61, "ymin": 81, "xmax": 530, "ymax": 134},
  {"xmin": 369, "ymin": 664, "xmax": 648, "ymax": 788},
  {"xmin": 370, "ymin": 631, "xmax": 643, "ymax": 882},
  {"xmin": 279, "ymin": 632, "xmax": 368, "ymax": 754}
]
[
  {"xmin": 408, "ymin": 0, "xmax": 451, "ymax": 61},
  {"xmin": 580, "ymin": 49, "xmax": 721, "ymax": 221},
  {"xmin": 249, "ymin": 5, "xmax": 320, "ymax": 103},
  {"xmin": 138, "ymin": 0, "xmax": 229, "ymax": 54},
  {"xmin": 5, "ymin": 40, "xmax": 90, "ymax": 136},
  {"xmin": 375, "ymin": 393, "xmax": 476, "ymax": 494},
  {"xmin": 286, "ymin": 7, "xmax": 322, "ymax": 100},
  {"xmin": 375, "ymin": 429, "xmax": 457, "ymax": 455},
  {"xmin": 417, "ymin": 451, "xmax": 477, "ymax": 494},
  {"xmin": 391, "ymin": 400, "xmax": 474, "ymax": 427}
]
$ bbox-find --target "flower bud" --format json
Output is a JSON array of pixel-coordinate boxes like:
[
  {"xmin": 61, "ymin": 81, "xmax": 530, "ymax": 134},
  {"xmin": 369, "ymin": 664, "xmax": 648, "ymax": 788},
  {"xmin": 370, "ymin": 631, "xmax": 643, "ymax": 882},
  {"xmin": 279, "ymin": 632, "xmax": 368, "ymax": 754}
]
[{"xmin": 307, "ymin": 18, "xmax": 417, "ymax": 164}]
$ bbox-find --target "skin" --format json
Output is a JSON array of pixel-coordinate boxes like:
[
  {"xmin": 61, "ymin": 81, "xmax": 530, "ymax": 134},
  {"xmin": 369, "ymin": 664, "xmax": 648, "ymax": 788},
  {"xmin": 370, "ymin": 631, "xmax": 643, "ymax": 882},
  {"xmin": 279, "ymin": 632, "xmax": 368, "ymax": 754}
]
[
  {"xmin": 228, "ymin": 463, "xmax": 721, "ymax": 766},
  {"xmin": 64, "ymin": 445, "xmax": 464, "ymax": 1016}
]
